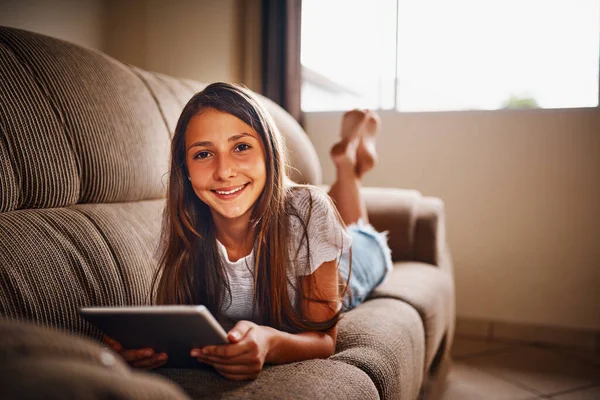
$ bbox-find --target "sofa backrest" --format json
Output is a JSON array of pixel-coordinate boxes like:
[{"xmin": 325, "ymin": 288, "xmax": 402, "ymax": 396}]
[{"xmin": 0, "ymin": 26, "xmax": 321, "ymax": 337}]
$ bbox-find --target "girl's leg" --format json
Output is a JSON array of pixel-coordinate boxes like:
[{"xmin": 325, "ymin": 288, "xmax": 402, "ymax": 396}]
[
  {"xmin": 328, "ymin": 110, "xmax": 380, "ymax": 225},
  {"xmin": 330, "ymin": 110, "xmax": 390, "ymax": 311}
]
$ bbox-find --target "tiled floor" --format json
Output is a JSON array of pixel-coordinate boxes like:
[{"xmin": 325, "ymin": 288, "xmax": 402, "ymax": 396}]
[{"xmin": 440, "ymin": 336, "xmax": 600, "ymax": 399}]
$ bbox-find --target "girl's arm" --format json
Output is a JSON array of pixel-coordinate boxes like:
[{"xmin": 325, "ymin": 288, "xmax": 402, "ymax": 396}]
[
  {"xmin": 191, "ymin": 259, "xmax": 340, "ymax": 379},
  {"xmin": 261, "ymin": 325, "xmax": 336, "ymax": 364},
  {"xmin": 264, "ymin": 258, "xmax": 340, "ymax": 364}
]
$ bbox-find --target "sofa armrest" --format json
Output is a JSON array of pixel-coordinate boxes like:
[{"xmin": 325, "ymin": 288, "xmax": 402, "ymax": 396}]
[
  {"xmin": 413, "ymin": 196, "xmax": 448, "ymax": 268},
  {"xmin": 412, "ymin": 196, "xmax": 456, "ymax": 362},
  {"xmin": 362, "ymin": 188, "xmax": 451, "ymax": 269},
  {"xmin": 360, "ymin": 187, "xmax": 422, "ymax": 262}
]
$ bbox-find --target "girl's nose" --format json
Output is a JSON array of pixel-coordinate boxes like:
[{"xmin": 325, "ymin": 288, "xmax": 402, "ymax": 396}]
[{"xmin": 214, "ymin": 154, "xmax": 236, "ymax": 180}]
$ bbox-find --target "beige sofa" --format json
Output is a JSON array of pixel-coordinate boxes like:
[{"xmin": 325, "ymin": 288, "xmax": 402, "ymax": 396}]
[{"xmin": 0, "ymin": 26, "xmax": 455, "ymax": 400}]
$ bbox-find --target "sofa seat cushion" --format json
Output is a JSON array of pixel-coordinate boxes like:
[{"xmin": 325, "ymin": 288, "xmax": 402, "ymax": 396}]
[
  {"xmin": 0, "ymin": 200, "xmax": 164, "ymax": 336},
  {"xmin": 0, "ymin": 319, "xmax": 189, "ymax": 400},
  {"xmin": 158, "ymin": 359, "xmax": 378, "ymax": 400},
  {"xmin": 369, "ymin": 262, "xmax": 454, "ymax": 372},
  {"xmin": 333, "ymin": 298, "xmax": 425, "ymax": 400}
]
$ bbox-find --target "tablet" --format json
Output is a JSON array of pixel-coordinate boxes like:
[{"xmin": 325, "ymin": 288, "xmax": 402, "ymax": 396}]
[{"xmin": 80, "ymin": 305, "xmax": 229, "ymax": 368}]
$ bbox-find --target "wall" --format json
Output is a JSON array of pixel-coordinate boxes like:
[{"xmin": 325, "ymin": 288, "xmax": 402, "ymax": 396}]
[
  {"xmin": 305, "ymin": 108, "xmax": 600, "ymax": 331},
  {"xmin": 0, "ymin": 0, "xmax": 241, "ymax": 83},
  {"xmin": 0, "ymin": 0, "xmax": 106, "ymax": 51},
  {"xmin": 104, "ymin": 0, "xmax": 240, "ymax": 83}
]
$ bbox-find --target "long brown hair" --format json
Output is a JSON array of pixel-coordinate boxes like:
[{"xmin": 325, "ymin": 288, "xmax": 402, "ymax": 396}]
[{"xmin": 151, "ymin": 82, "xmax": 349, "ymax": 332}]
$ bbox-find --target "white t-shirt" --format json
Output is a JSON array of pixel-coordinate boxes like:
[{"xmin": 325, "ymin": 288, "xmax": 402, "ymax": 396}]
[{"xmin": 218, "ymin": 186, "xmax": 352, "ymax": 322}]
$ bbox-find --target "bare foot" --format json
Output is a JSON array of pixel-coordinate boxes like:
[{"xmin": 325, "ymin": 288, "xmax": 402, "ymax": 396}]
[
  {"xmin": 340, "ymin": 109, "xmax": 368, "ymax": 141},
  {"xmin": 330, "ymin": 134, "xmax": 360, "ymax": 170},
  {"xmin": 330, "ymin": 109, "xmax": 369, "ymax": 170},
  {"xmin": 356, "ymin": 111, "xmax": 380, "ymax": 177}
]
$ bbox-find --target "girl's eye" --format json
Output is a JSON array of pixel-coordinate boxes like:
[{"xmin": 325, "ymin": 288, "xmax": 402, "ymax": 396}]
[
  {"xmin": 235, "ymin": 143, "xmax": 251, "ymax": 152},
  {"xmin": 194, "ymin": 151, "xmax": 211, "ymax": 160}
]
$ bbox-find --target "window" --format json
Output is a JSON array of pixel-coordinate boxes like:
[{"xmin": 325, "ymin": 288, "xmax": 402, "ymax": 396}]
[{"xmin": 301, "ymin": 0, "xmax": 600, "ymax": 112}]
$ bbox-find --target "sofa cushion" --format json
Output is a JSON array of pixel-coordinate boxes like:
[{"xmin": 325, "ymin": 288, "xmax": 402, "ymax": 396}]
[
  {"xmin": 130, "ymin": 67, "xmax": 196, "ymax": 136},
  {"xmin": 159, "ymin": 359, "xmax": 377, "ymax": 400},
  {"xmin": 0, "ymin": 39, "xmax": 79, "ymax": 211},
  {"xmin": 1, "ymin": 319, "xmax": 189, "ymax": 400},
  {"xmin": 0, "ymin": 26, "xmax": 171, "ymax": 208},
  {"xmin": 0, "ymin": 122, "xmax": 19, "ymax": 213},
  {"xmin": 333, "ymin": 298, "xmax": 425, "ymax": 400},
  {"xmin": 0, "ymin": 200, "xmax": 164, "ymax": 335},
  {"xmin": 370, "ymin": 262, "xmax": 454, "ymax": 372}
]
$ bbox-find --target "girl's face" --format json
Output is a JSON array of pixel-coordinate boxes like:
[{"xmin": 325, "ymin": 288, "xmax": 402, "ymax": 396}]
[{"xmin": 185, "ymin": 108, "xmax": 267, "ymax": 224}]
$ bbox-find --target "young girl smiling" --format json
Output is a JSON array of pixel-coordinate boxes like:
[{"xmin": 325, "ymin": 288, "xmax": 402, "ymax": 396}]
[{"xmin": 104, "ymin": 82, "xmax": 392, "ymax": 380}]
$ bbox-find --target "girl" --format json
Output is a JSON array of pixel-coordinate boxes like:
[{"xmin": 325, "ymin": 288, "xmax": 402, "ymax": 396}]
[{"xmin": 104, "ymin": 82, "xmax": 392, "ymax": 380}]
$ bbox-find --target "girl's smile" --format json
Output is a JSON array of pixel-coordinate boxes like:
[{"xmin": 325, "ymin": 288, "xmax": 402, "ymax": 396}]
[
  {"xmin": 212, "ymin": 183, "xmax": 250, "ymax": 199},
  {"xmin": 185, "ymin": 108, "xmax": 267, "ymax": 224}
]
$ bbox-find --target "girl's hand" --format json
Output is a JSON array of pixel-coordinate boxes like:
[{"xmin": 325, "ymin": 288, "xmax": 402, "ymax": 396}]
[
  {"xmin": 190, "ymin": 320, "xmax": 272, "ymax": 381},
  {"xmin": 103, "ymin": 335, "xmax": 168, "ymax": 370}
]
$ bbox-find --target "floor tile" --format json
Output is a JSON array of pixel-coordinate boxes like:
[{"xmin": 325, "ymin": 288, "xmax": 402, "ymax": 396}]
[
  {"xmin": 492, "ymin": 322, "xmax": 597, "ymax": 349},
  {"xmin": 461, "ymin": 345, "xmax": 600, "ymax": 396},
  {"xmin": 451, "ymin": 337, "xmax": 515, "ymax": 359},
  {"xmin": 440, "ymin": 361, "xmax": 540, "ymax": 400},
  {"xmin": 552, "ymin": 347, "xmax": 600, "ymax": 368},
  {"xmin": 551, "ymin": 385, "xmax": 600, "ymax": 400},
  {"xmin": 442, "ymin": 361, "xmax": 535, "ymax": 400}
]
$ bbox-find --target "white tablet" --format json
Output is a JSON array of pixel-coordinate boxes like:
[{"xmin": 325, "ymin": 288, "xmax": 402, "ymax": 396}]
[{"xmin": 79, "ymin": 305, "xmax": 229, "ymax": 367}]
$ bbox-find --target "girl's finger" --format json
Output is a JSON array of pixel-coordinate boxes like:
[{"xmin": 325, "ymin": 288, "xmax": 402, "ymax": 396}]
[
  {"xmin": 212, "ymin": 362, "xmax": 261, "ymax": 375},
  {"xmin": 131, "ymin": 353, "xmax": 168, "ymax": 369},
  {"xmin": 227, "ymin": 321, "xmax": 255, "ymax": 344},
  {"xmin": 216, "ymin": 370, "xmax": 259, "ymax": 381},
  {"xmin": 196, "ymin": 336, "xmax": 254, "ymax": 359},
  {"xmin": 144, "ymin": 361, "xmax": 168, "ymax": 370},
  {"xmin": 103, "ymin": 336, "xmax": 123, "ymax": 352},
  {"xmin": 135, "ymin": 358, "xmax": 168, "ymax": 370},
  {"xmin": 121, "ymin": 348, "xmax": 154, "ymax": 363},
  {"xmin": 194, "ymin": 351, "xmax": 253, "ymax": 365}
]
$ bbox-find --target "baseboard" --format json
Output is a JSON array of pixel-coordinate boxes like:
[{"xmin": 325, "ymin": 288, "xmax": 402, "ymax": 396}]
[{"xmin": 455, "ymin": 317, "xmax": 600, "ymax": 351}]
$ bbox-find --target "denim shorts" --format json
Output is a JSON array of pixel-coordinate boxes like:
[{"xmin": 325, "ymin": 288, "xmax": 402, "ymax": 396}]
[{"xmin": 338, "ymin": 220, "xmax": 393, "ymax": 311}]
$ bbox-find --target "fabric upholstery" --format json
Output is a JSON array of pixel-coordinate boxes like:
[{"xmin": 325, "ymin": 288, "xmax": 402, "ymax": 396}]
[
  {"xmin": 0, "ymin": 200, "xmax": 164, "ymax": 336},
  {"xmin": 159, "ymin": 359, "xmax": 378, "ymax": 400},
  {"xmin": 0, "ymin": 39, "xmax": 80, "ymax": 211},
  {"xmin": 333, "ymin": 298, "xmax": 425, "ymax": 400},
  {"xmin": 370, "ymin": 262, "xmax": 454, "ymax": 372},
  {"xmin": 180, "ymin": 77, "xmax": 209, "ymax": 94},
  {"xmin": 1, "ymin": 319, "xmax": 189, "ymax": 399},
  {"xmin": 130, "ymin": 67, "xmax": 193, "ymax": 136},
  {"xmin": 361, "ymin": 187, "xmax": 422, "ymax": 261},
  {"xmin": 0, "ymin": 27, "xmax": 171, "ymax": 207},
  {"xmin": 0, "ymin": 119, "xmax": 19, "ymax": 213},
  {"xmin": 414, "ymin": 196, "xmax": 447, "ymax": 267}
]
